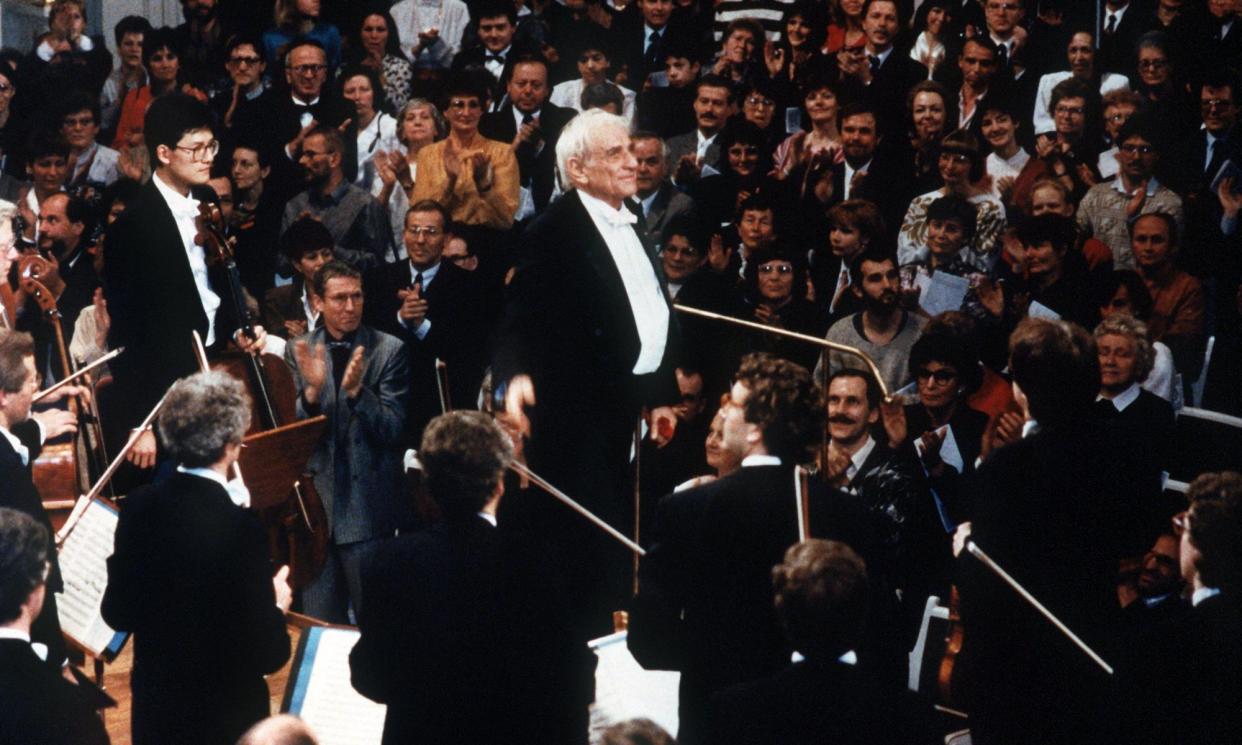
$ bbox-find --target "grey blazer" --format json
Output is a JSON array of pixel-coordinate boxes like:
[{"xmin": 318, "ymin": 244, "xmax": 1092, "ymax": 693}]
[
  {"xmin": 641, "ymin": 182, "xmax": 697, "ymax": 248},
  {"xmin": 666, "ymin": 130, "xmax": 721, "ymax": 176},
  {"xmin": 285, "ymin": 323, "xmax": 412, "ymax": 545}
]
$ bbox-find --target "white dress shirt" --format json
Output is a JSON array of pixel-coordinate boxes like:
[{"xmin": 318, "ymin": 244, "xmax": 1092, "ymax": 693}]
[
  {"xmin": 1192, "ymin": 586, "xmax": 1222, "ymax": 607},
  {"xmin": 845, "ymin": 435, "xmax": 876, "ymax": 483},
  {"xmin": 0, "ymin": 423, "xmax": 30, "ymax": 466},
  {"xmin": 1098, "ymin": 382, "xmax": 1141, "ymax": 412},
  {"xmin": 153, "ymin": 173, "xmax": 221, "ymax": 345},
  {"xmin": 176, "ymin": 464, "xmax": 251, "ymax": 508},
  {"xmin": 578, "ymin": 190, "xmax": 669, "ymax": 374},
  {"xmin": 695, "ymin": 130, "xmax": 718, "ymax": 162}
]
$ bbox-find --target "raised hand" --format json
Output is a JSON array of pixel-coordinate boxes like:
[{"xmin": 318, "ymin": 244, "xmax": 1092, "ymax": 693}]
[
  {"xmin": 879, "ymin": 397, "xmax": 907, "ymax": 449},
  {"xmin": 293, "ymin": 339, "xmax": 328, "ymax": 404},
  {"xmin": 397, "ymin": 283, "xmax": 429, "ymax": 326},
  {"xmin": 340, "ymin": 345, "xmax": 368, "ymax": 399},
  {"xmin": 470, "ymin": 152, "xmax": 494, "ymax": 192}
]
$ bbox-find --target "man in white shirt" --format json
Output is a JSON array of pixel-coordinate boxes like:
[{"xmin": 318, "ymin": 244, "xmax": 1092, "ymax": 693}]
[{"xmin": 391, "ymin": 0, "xmax": 471, "ymax": 70}]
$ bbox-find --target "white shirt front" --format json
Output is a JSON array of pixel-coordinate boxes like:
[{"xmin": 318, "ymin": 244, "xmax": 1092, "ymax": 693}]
[
  {"xmin": 354, "ymin": 112, "xmax": 400, "ymax": 187},
  {"xmin": 845, "ymin": 435, "xmax": 876, "ymax": 483},
  {"xmin": 578, "ymin": 190, "xmax": 669, "ymax": 374},
  {"xmin": 1098, "ymin": 381, "xmax": 1141, "ymax": 412},
  {"xmin": 483, "ymin": 44, "xmax": 512, "ymax": 81},
  {"xmin": 153, "ymin": 173, "xmax": 222, "ymax": 346},
  {"xmin": 1192, "ymin": 586, "xmax": 1221, "ymax": 607},
  {"xmin": 696, "ymin": 130, "xmax": 718, "ymax": 162}
]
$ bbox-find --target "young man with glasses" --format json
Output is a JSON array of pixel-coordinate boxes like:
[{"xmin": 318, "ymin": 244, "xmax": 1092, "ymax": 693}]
[{"xmin": 104, "ymin": 93, "xmax": 268, "ymax": 472}]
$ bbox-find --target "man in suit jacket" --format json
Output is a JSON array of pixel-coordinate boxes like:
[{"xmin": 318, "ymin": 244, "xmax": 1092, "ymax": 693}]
[
  {"xmin": 631, "ymin": 131, "xmax": 696, "ymax": 249},
  {"xmin": 1098, "ymin": 0, "xmax": 1156, "ymax": 76},
  {"xmin": 840, "ymin": 0, "xmax": 927, "ymax": 139},
  {"xmin": 612, "ymin": 0, "xmax": 681, "ymax": 88},
  {"xmin": 105, "ymin": 93, "xmax": 268, "ymax": 471},
  {"xmin": 286, "ymin": 261, "xmax": 411, "ymax": 623},
  {"xmin": 351, "ymin": 411, "xmax": 595, "ymax": 745},
  {"xmin": 101, "ymin": 372, "xmax": 291, "ymax": 745},
  {"xmin": 364, "ymin": 200, "xmax": 490, "ymax": 443},
  {"xmin": 0, "ymin": 508, "xmax": 109, "ymax": 745},
  {"xmin": 494, "ymin": 108, "xmax": 681, "ymax": 638},
  {"xmin": 449, "ymin": 0, "xmax": 524, "ymax": 109},
  {"xmin": 478, "ymin": 54, "xmax": 576, "ymax": 219},
  {"xmin": 666, "ymin": 76, "xmax": 733, "ymax": 186},
  {"xmin": 0, "ymin": 329, "xmax": 82, "ymax": 668},
  {"xmin": 629, "ymin": 354, "xmax": 872, "ymax": 745}
]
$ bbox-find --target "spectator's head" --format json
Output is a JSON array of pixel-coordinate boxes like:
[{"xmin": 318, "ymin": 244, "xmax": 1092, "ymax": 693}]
[
  {"xmin": 338, "ymin": 64, "xmax": 384, "ymax": 123},
  {"xmin": 631, "ymin": 131, "xmax": 668, "ymax": 199},
  {"xmin": 827, "ymin": 199, "xmax": 885, "ymax": 260},
  {"xmin": 442, "ymin": 233, "xmax": 476, "ymax": 271},
  {"xmin": 839, "ymin": 102, "xmax": 881, "ymax": 166},
  {"xmin": 1008, "ymin": 317, "xmax": 1100, "ymax": 428},
  {"xmin": 1130, "ymin": 212, "xmax": 1177, "ymax": 274},
  {"xmin": 297, "ymin": 124, "xmax": 344, "ymax": 188},
  {"xmin": 862, "ymin": 0, "xmax": 901, "ymax": 53},
  {"xmin": 1065, "ymin": 29, "xmax": 1096, "ymax": 80},
  {"xmin": 984, "ymin": 0, "xmax": 1024, "ymax": 38},
  {"xmin": 398, "ymin": 98, "xmax": 446, "ymax": 148},
  {"xmin": 404, "ymin": 200, "xmax": 452, "ymax": 271},
  {"xmin": 1136, "ymin": 31, "xmax": 1173, "ymax": 89},
  {"xmin": 224, "ymin": 33, "xmax": 266, "ymax": 89},
  {"xmin": 25, "ymin": 130, "xmax": 70, "ymax": 195},
  {"xmin": 475, "ymin": 0, "xmax": 518, "ymax": 53},
  {"xmin": 827, "ymin": 368, "xmax": 881, "ymax": 447},
  {"xmin": 977, "ymin": 93, "xmax": 1019, "ymax": 155},
  {"xmin": 938, "ymin": 129, "xmax": 985, "ymax": 189},
  {"xmin": 284, "ymin": 38, "xmax": 329, "ymax": 102},
  {"xmin": 1095, "ymin": 313, "xmax": 1154, "ymax": 394},
  {"xmin": 639, "ymin": 0, "xmax": 675, "ymax": 30},
  {"xmin": 142, "ymin": 26, "xmax": 181, "ymax": 87},
  {"xmin": 745, "ymin": 243, "xmax": 807, "ymax": 306},
  {"xmin": 231, "ymin": 143, "xmax": 271, "ymax": 193},
  {"xmin": 441, "ymin": 71, "xmax": 489, "ymax": 135},
  {"xmin": 909, "ymin": 319, "xmax": 984, "ymax": 407},
  {"xmin": 1049, "ymin": 77, "xmax": 1092, "ymax": 140},
  {"xmin": 581, "ymin": 82, "xmax": 625, "ymax": 115},
  {"xmin": 355, "ymin": 8, "xmax": 405, "ymax": 64},
  {"xmin": 1027, "ymin": 177, "xmax": 1074, "ymax": 217},
  {"xmin": 1096, "ymin": 269, "xmax": 1154, "ymax": 322},
  {"xmin": 727, "ymin": 353, "xmax": 824, "ymax": 463},
  {"xmin": 601, "ymin": 718, "xmax": 675, "ymax": 745},
  {"xmin": 662, "ymin": 34, "xmax": 701, "ymax": 88},
  {"xmin": 674, "ymin": 366, "xmax": 707, "ymax": 423},
  {"xmin": 558, "ymin": 109, "xmax": 637, "ymax": 205},
  {"xmin": 660, "ymin": 213, "xmax": 708, "ymax": 281},
  {"xmin": 0, "ymin": 508, "xmax": 50, "ymax": 631},
  {"xmin": 1135, "ymin": 531, "xmax": 1183, "ymax": 601},
  {"xmin": 718, "ymin": 119, "xmax": 769, "ymax": 177},
  {"xmin": 0, "ymin": 329, "xmax": 36, "ymax": 430},
  {"xmin": 1101, "ymin": 88, "xmax": 1141, "ymax": 142},
  {"xmin": 1199, "ymin": 69, "xmax": 1238, "ymax": 135},
  {"xmin": 236, "ymin": 714, "xmax": 319, "ymax": 745},
  {"xmin": 37, "ymin": 192, "xmax": 87, "ymax": 259},
  {"xmin": 773, "ymin": 539, "xmax": 869, "ymax": 660},
  {"xmin": 574, "ymin": 27, "xmax": 613, "ymax": 87},
  {"xmin": 101, "ymin": 178, "xmax": 142, "ymax": 225},
  {"xmin": 508, "ymin": 54, "xmax": 550, "ymax": 114},
  {"xmin": 693, "ymin": 75, "xmax": 734, "ymax": 136},
  {"xmin": 48, "ymin": 0, "xmax": 86, "ymax": 38},
  {"xmin": 114, "ymin": 15, "xmax": 151, "ymax": 69},
  {"xmin": 1115, "ymin": 113, "xmax": 1162, "ymax": 184},
  {"xmin": 925, "ymin": 194, "xmax": 977, "ymax": 262},
  {"xmin": 742, "ymin": 78, "xmax": 781, "ymax": 130},
  {"xmin": 958, "ymin": 36, "xmax": 1000, "ymax": 91},
  {"xmin": 1016, "ymin": 213, "xmax": 1075, "ymax": 285},
  {"xmin": 1179, "ymin": 471, "xmax": 1242, "ymax": 592},
  {"xmin": 782, "ymin": 1, "xmax": 828, "ymax": 52},
  {"xmin": 721, "ymin": 18, "xmax": 764, "ymax": 66},
  {"xmin": 275, "ymin": 0, "xmax": 321, "ymax": 27},
  {"xmin": 419, "ymin": 411, "xmax": 514, "ymax": 520},
  {"xmin": 280, "ymin": 216, "xmax": 334, "ymax": 283},
  {"xmin": 736, "ymin": 192, "xmax": 778, "ymax": 251},
  {"xmin": 311, "ymin": 261, "xmax": 364, "ymax": 337},
  {"xmin": 157, "ymin": 371, "xmax": 252, "ymax": 468},
  {"xmin": 848, "ymin": 247, "xmax": 899, "ymax": 314},
  {"xmin": 908, "ymin": 80, "xmax": 952, "ymax": 144},
  {"xmin": 705, "ymin": 400, "xmax": 742, "ymax": 477},
  {"xmin": 801, "ymin": 73, "xmax": 842, "ymax": 132}
]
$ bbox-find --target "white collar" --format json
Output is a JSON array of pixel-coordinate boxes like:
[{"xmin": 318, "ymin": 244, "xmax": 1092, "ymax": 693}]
[
  {"xmin": 697, "ymin": 129, "xmax": 718, "ymax": 147},
  {"xmin": 639, "ymin": 189, "xmax": 659, "ymax": 214},
  {"xmin": 292, "ymin": 94, "xmax": 320, "ymax": 107},
  {"xmin": 578, "ymin": 189, "xmax": 638, "ymax": 226},
  {"xmin": 645, "ymin": 23, "xmax": 666, "ymax": 38},
  {"xmin": 1112, "ymin": 175, "xmax": 1160, "ymax": 198},
  {"xmin": 849, "ymin": 435, "xmax": 876, "ymax": 475},
  {"xmin": 0, "ymin": 424, "xmax": 27, "ymax": 466},
  {"xmin": 477, "ymin": 511, "xmax": 498, "ymax": 527},
  {"xmin": 176, "ymin": 465, "xmax": 251, "ymax": 508},
  {"xmin": 741, "ymin": 454, "xmax": 782, "ymax": 467},
  {"xmin": 1192, "ymin": 586, "xmax": 1222, "ymax": 607},
  {"xmin": 989, "ymin": 33, "xmax": 1014, "ymax": 50},
  {"xmin": 1099, "ymin": 382, "xmax": 1141, "ymax": 412},
  {"xmin": 152, "ymin": 171, "xmax": 201, "ymax": 218},
  {"xmin": 866, "ymin": 45, "xmax": 893, "ymax": 65},
  {"xmin": 0, "ymin": 628, "xmax": 31, "ymax": 644},
  {"xmin": 409, "ymin": 260, "xmax": 441, "ymax": 285},
  {"xmin": 512, "ymin": 105, "xmax": 539, "ymax": 129},
  {"xmin": 845, "ymin": 157, "xmax": 873, "ymax": 175},
  {"xmin": 1107, "ymin": 4, "xmax": 1128, "ymax": 21}
]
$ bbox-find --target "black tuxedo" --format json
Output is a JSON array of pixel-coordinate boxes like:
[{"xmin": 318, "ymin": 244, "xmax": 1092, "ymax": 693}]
[
  {"xmin": 104, "ymin": 180, "xmax": 234, "ymax": 433},
  {"xmin": 101, "ymin": 472, "xmax": 290, "ymax": 745},
  {"xmin": 628, "ymin": 464, "xmax": 872, "ymax": 744},
  {"xmin": 479, "ymin": 101, "xmax": 575, "ymax": 212},
  {"xmin": 0, "ymin": 639, "xmax": 110, "ymax": 745},
  {"xmin": 234, "ymin": 89, "xmax": 355, "ymax": 202},
  {"xmin": 1098, "ymin": 2, "xmax": 1157, "ymax": 76},
  {"xmin": 611, "ymin": 14, "xmax": 679, "ymax": 88},
  {"xmin": 0, "ymin": 421, "xmax": 66, "ymax": 667},
  {"xmin": 350, "ymin": 517, "xmax": 594, "ymax": 745},
  {"xmin": 450, "ymin": 47, "xmax": 521, "ymax": 107},
  {"xmin": 850, "ymin": 52, "xmax": 927, "ymax": 139},
  {"xmin": 364, "ymin": 259, "xmax": 491, "ymax": 442}
]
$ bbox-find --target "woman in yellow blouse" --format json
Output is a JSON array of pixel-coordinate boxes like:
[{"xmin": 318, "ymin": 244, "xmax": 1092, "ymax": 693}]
[{"xmin": 412, "ymin": 75, "xmax": 519, "ymax": 230}]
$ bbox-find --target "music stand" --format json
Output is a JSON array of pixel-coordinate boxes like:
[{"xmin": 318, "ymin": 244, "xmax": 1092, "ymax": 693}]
[{"xmin": 239, "ymin": 416, "xmax": 327, "ymax": 510}]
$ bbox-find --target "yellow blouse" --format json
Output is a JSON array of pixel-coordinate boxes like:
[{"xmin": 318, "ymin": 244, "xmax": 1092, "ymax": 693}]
[{"xmin": 412, "ymin": 135, "xmax": 519, "ymax": 230}]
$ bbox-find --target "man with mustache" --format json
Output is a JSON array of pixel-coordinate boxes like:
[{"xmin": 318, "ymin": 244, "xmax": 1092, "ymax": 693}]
[
  {"xmin": 666, "ymin": 75, "xmax": 733, "ymax": 186},
  {"xmin": 817, "ymin": 247, "xmax": 926, "ymax": 393}
]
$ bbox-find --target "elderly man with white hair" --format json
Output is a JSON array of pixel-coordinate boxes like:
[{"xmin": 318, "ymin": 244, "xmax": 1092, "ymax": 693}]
[{"xmin": 493, "ymin": 108, "xmax": 681, "ymax": 640}]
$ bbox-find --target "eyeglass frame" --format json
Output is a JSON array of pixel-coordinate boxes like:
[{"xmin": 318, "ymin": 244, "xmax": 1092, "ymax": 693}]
[{"xmin": 172, "ymin": 139, "xmax": 221, "ymax": 162}]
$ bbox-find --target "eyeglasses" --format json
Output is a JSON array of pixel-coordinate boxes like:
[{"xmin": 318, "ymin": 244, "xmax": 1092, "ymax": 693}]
[
  {"xmin": 405, "ymin": 225, "xmax": 442, "ymax": 236},
  {"xmin": 1120, "ymin": 143, "xmax": 1154, "ymax": 155},
  {"xmin": 291, "ymin": 63, "xmax": 328, "ymax": 76},
  {"xmin": 916, "ymin": 368, "xmax": 958, "ymax": 383},
  {"xmin": 1054, "ymin": 105, "xmax": 1084, "ymax": 116},
  {"xmin": 228, "ymin": 55, "xmax": 263, "ymax": 67},
  {"xmin": 0, "ymin": 83, "xmax": 13, "ymax": 93},
  {"xmin": 1202, "ymin": 98, "xmax": 1234, "ymax": 111},
  {"xmin": 1138, "ymin": 58, "xmax": 1168, "ymax": 70},
  {"xmin": 939, "ymin": 153, "xmax": 971, "ymax": 164},
  {"xmin": 1171, "ymin": 510, "xmax": 1191, "ymax": 536},
  {"xmin": 449, "ymin": 99, "xmax": 482, "ymax": 110},
  {"xmin": 173, "ymin": 139, "xmax": 220, "ymax": 162},
  {"xmin": 758, "ymin": 263, "xmax": 794, "ymax": 274},
  {"xmin": 745, "ymin": 96, "xmax": 774, "ymax": 108},
  {"xmin": 61, "ymin": 115, "xmax": 95, "ymax": 128}
]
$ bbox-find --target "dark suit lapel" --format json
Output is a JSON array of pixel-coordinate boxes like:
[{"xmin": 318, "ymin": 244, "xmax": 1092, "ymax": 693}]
[{"xmin": 145, "ymin": 181, "xmax": 210, "ymax": 336}]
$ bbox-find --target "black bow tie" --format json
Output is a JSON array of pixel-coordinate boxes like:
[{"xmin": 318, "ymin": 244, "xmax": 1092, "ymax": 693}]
[{"xmin": 486, "ymin": 53, "xmax": 505, "ymax": 63}]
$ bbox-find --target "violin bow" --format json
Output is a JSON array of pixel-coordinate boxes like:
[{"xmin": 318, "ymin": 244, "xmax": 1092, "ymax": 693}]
[
  {"xmin": 191, "ymin": 330, "xmax": 245, "ymax": 484},
  {"xmin": 32, "ymin": 348, "xmax": 123, "ymax": 403}
]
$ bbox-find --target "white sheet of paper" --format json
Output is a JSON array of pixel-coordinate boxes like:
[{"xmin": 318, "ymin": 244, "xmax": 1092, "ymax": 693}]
[
  {"xmin": 56, "ymin": 498, "xmax": 122, "ymax": 656},
  {"xmin": 589, "ymin": 631, "xmax": 680, "ymax": 738},
  {"xmin": 287, "ymin": 627, "xmax": 386, "ymax": 745},
  {"xmin": 1027, "ymin": 300, "xmax": 1061, "ymax": 320},
  {"xmin": 913, "ymin": 424, "xmax": 964, "ymax": 474},
  {"xmin": 919, "ymin": 271, "xmax": 970, "ymax": 316}
]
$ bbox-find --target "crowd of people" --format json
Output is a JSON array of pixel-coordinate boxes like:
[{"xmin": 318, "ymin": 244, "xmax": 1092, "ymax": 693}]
[{"xmin": 1, "ymin": 0, "xmax": 1242, "ymax": 743}]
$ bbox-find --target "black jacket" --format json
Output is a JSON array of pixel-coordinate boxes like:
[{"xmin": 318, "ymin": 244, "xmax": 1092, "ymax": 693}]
[
  {"xmin": 0, "ymin": 639, "xmax": 110, "ymax": 745},
  {"xmin": 479, "ymin": 101, "xmax": 575, "ymax": 212}
]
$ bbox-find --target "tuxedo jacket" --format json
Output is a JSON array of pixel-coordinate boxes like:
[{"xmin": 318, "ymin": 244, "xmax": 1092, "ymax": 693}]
[
  {"xmin": 0, "ymin": 421, "xmax": 66, "ymax": 667},
  {"xmin": 364, "ymin": 259, "xmax": 491, "ymax": 441},
  {"xmin": 104, "ymin": 179, "xmax": 233, "ymax": 431},
  {"xmin": 101, "ymin": 473, "xmax": 290, "ymax": 745},
  {"xmin": 16, "ymin": 247, "xmax": 99, "ymax": 379},
  {"xmin": 479, "ymin": 101, "xmax": 575, "ymax": 211},
  {"xmin": 628, "ymin": 464, "xmax": 872, "ymax": 743},
  {"xmin": 1098, "ymin": 3, "xmax": 1157, "ymax": 76},
  {"xmin": 285, "ymin": 324, "xmax": 413, "ymax": 545},
  {"xmin": 350, "ymin": 517, "xmax": 594, "ymax": 745},
  {"xmin": 234, "ymin": 89, "xmax": 355, "ymax": 202},
  {"xmin": 0, "ymin": 639, "xmax": 109, "ymax": 745},
  {"xmin": 450, "ymin": 47, "xmax": 520, "ymax": 106}
]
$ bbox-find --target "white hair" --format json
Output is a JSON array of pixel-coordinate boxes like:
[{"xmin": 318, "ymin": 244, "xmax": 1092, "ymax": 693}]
[{"xmin": 555, "ymin": 109, "xmax": 631, "ymax": 191}]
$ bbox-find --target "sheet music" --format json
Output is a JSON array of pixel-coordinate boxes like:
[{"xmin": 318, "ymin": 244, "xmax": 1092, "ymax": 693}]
[
  {"xmin": 1027, "ymin": 300, "xmax": 1061, "ymax": 320},
  {"xmin": 588, "ymin": 631, "xmax": 680, "ymax": 737},
  {"xmin": 913, "ymin": 424, "xmax": 964, "ymax": 473},
  {"xmin": 286, "ymin": 627, "xmax": 386, "ymax": 745},
  {"xmin": 56, "ymin": 498, "xmax": 125, "ymax": 656},
  {"xmin": 917, "ymin": 271, "xmax": 971, "ymax": 316}
]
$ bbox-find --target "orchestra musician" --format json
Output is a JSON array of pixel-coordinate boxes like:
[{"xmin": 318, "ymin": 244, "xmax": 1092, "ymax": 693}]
[
  {"xmin": 101, "ymin": 371, "xmax": 292, "ymax": 745},
  {"xmin": 0, "ymin": 327, "xmax": 85, "ymax": 667},
  {"xmin": 104, "ymin": 93, "xmax": 267, "ymax": 472},
  {"xmin": 493, "ymin": 107, "xmax": 681, "ymax": 636}
]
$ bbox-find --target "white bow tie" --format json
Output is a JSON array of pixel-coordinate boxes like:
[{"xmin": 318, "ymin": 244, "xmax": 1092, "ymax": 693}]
[
  {"xmin": 600, "ymin": 206, "xmax": 637, "ymax": 227},
  {"xmin": 171, "ymin": 198, "xmax": 201, "ymax": 221}
]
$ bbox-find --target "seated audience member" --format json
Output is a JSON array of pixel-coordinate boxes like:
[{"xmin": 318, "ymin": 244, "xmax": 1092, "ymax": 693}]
[
  {"xmin": 449, "ymin": 0, "xmax": 524, "ymax": 106},
  {"xmin": 901, "ymin": 81, "xmax": 954, "ymax": 197},
  {"xmin": 816, "ymin": 199, "xmax": 885, "ymax": 319},
  {"xmin": 550, "ymin": 29, "xmax": 637, "ymax": 124},
  {"xmin": 1116, "ymin": 531, "xmax": 1186, "ymax": 640},
  {"xmin": 1116, "ymin": 471, "xmax": 1242, "ymax": 745},
  {"xmin": 1009, "ymin": 213, "xmax": 1099, "ymax": 330},
  {"xmin": 374, "ymin": 99, "xmax": 445, "ymax": 256},
  {"xmin": 412, "ymin": 73, "xmax": 519, "ymax": 233},
  {"xmin": 263, "ymin": 217, "xmax": 333, "ymax": 339},
  {"xmin": 631, "ymin": 131, "xmax": 696, "ymax": 249},
  {"xmin": 337, "ymin": 65, "xmax": 399, "ymax": 189},
  {"xmin": 727, "ymin": 192, "xmax": 781, "ymax": 279},
  {"xmin": 692, "ymin": 119, "xmax": 776, "ymax": 229},
  {"xmin": 1096, "ymin": 270, "xmax": 1180, "ymax": 406},
  {"xmin": 236, "ymin": 715, "xmax": 319, "ymax": 745},
  {"xmin": 58, "ymin": 90, "xmax": 119, "ymax": 199},
  {"xmin": 230, "ymin": 142, "xmax": 282, "ymax": 299},
  {"xmin": 943, "ymin": 36, "xmax": 1003, "ymax": 132},
  {"xmin": 1130, "ymin": 212, "xmax": 1205, "ymax": 389},
  {"xmin": 1096, "ymin": 88, "xmax": 1140, "ymax": 182},
  {"xmin": 1031, "ymin": 29, "xmax": 1130, "ymax": 138},
  {"xmin": 210, "ymin": 33, "xmax": 269, "ymax": 136},
  {"xmin": 18, "ymin": 130, "xmax": 70, "ymax": 237},
  {"xmin": 707, "ymin": 540, "xmax": 937, "ymax": 745},
  {"xmin": 101, "ymin": 372, "xmax": 292, "ymax": 745},
  {"xmin": 262, "ymin": 0, "xmax": 342, "ymax": 73},
  {"xmin": 710, "ymin": 18, "xmax": 766, "ymax": 86},
  {"xmin": 350, "ymin": 411, "xmax": 593, "ymax": 745},
  {"xmin": 977, "ymin": 95, "xmax": 1028, "ymax": 205},
  {"xmin": 902, "ymin": 325, "xmax": 990, "ymax": 477},
  {"xmin": 582, "ymin": 82, "xmax": 626, "ymax": 116},
  {"xmin": 346, "ymin": 9, "xmax": 414, "ymax": 114},
  {"xmin": 901, "ymin": 194, "xmax": 980, "ymax": 289},
  {"xmin": 737, "ymin": 78, "xmax": 785, "ymax": 154},
  {"xmin": 1009, "ymin": 77, "xmax": 1101, "ymax": 210},
  {"xmin": 898, "ymin": 129, "xmax": 1005, "ymax": 272},
  {"xmin": 112, "ymin": 27, "xmax": 204, "ymax": 155},
  {"xmin": 741, "ymin": 244, "xmax": 828, "ymax": 372},
  {"xmin": 1094, "ymin": 313, "xmax": 1175, "ymax": 475},
  {"xmin": 100, "ymin": 15, "xmax": 151, "ymax": 139},
  {"xmin": 1024, "ymin": 176, "xmax": 1113, "ymax": 273},
  {"xmin": 675, "ymin": 398, "xmax": 745, "ymax": 492},
  {"xmin": 1076, "ymin": 113, "xmax": 1183, "ymax": 270},
  {"xmin": 636, "ymin": 34, "xmax": 700, "ymax": 139},
  {"xmin": 772, "ymin": 74, "xmax": 843, "ymax": 180},
  {"xmin": 280, "ymin": 124, "xmax": 392, "ymax": 272},
  {"xmin": 819, "ymin": 248, "xmax": 927, "ymax": 394},
  {"xmin": 667, "ymin": 75, "xmax": 734, "ymax": 187},
  {"xmin": 0, "ymin": 508, "xmax": 109, "ymax": 745}
]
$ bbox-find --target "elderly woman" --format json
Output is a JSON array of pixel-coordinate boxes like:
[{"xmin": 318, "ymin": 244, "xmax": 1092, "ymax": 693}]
[
  {"xmin": 898, "ymin": 129, "xmax": 1006, "ymax": 271},
  {"xmin": 1094, "ymin": 313, "xmax": 1176, "ymax": 477},
  {"xmin": 101, "ymin": 371, "xmax": 291, "ymax": 745},
  {"xmin": 1097, "ymin": 270, "xmax": 1180, "ymax": 406},
  {"xmin": 412, "ymin": 74, "xmax": 518, "ymax": 232},
  {"xmin": 374, "ymin": 98, "xmax": 445, "ymax": 256}
]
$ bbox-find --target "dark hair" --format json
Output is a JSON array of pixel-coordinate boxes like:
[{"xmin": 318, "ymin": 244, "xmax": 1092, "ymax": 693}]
[
  {"xmin": 144, "ymin": 93, "xmax": 212, "ymax": 163},
  {"xmin": 695, "ymin": 74, "xmax": 736, "ymax": 103},
  {"xmin": 474, "ymin": 0, "xmax": 518, "ymax": 25},
  {"xmin": 304, "ymin": 123, "xmax": 344, "ymax": 155},
  {"xmin": 1048, "ymin": 76, "xmax": 1093, "ymax": 116},
  {"xmin": 734, "ymin": 352, "xmax": 825, "ymax": 462},
  {"xmin": 114, "ymin": 15, "xmax": 152, "ymax": 45},
  {"xmin": 716, "ymin": 118, "xmax": 771, "ymax": 175},
  {"xmin": 939, "ymin": 129, "xmax": 985, "ymax": 182},
  {"xmin": 418, "ymin": 411, "xmax": 514, "ymax": 520},
  {"xmin": 828, "ymin": 368, "xmax": 882, "ymax": 410},
  {"xmin": 744, "ymin": 243, "xmax": 807, "ymax": 304},
  {"xmin": 848, "ymin": 245, "xmax": 895, "ymax": 288},
  {"xmin": 661, "ymin": 212, "xmax": 709, "ymax": 253},
  {"xmin": 827, "ymin": 200, "xmax": 886, "ymax": 249},
  {"xmin": 231, "ymin": 138, "xmax": 271, "ymax": 169},
  {"xmin": 1200, "ymin": 69, "xmax": 1238, "ymax": 100},
  {"xmin": 1186, "ymin": 471, "xmax": 1242, "ymax": 591},
  {"xmin": 837, "ymin": 100, "xmax": 879, "ymax": 131},
  {"xmin": 442, "ymin": 70, "xmax": 491, "ymax": 108},
  {"xmin": 225, "ymin": 32, "xmax": 265, "ymax": 59},
  {"xmin": 908, "ymin": 325, "xmax": 983, "ymax": 393},
  {"xmin": 1008, "ymin": 317, "xmax": 1100, "ymax": 428},
  {"xmin": 407, "ymin": 199, "xmax": 453, "ymax": 232},
  {"xmin": 582, "ymin": 82, "xmax": 625, "ymax": 112},
  {"xmin": 355, "ymin": 6, "xmax": 407, "ymax": 61},
  {"xmin": 101, "ymin": 178, "xmax": 143, "ymax": 214},
  {"xmin": 510, "ymin": 51, "xmax": 549, "ymax": 75},
  {"xmin": 0, "ymin": 508, "xmax": 49, "ymax": 625},
  {"xmin": 336, "ymin": 64, "xmax": 386, "ymax": 111},
  {"xmin": 660, "ymin": 31, "xmax": 701, "ymax": 64},
  {"xmin": 961, "ymin": 34, "xmax": 999, "ymax": 61},
  {"xmin": 780, "ymin": 1, "xmax": 828, "ymax": 51},
  {"xmin": 912, "ymin": 0, "xmax": 950, "ymax": 34},
  {"xmin": 1016, "ymin": 213, "xmax": 1076, "ymax": 253},
  {"xmin": 772, "ymin": 539, "xmax": 869, "ymax": 660},
  {"xmin": 1116, "ymin": 111, "xmax": 1163, "ymax": 152},
  {"xmin": 26, "ymin": 130, "xmax": 70, "ymax": 162},
  {"xmin": 600, "ymin": 719, "xmax": 675, "ymax": 745},
  {"xmin": 142, "ymin": 26, "xmax": 180, "ymax": 69},
  {"xmin": 312, "ymin": 259, "xmax": 362, "ymax": 298},
  {"xmin": 280, "ymin": 216, "xmax": 334, "ymax": 261},
  {"xmin": 736, "ymin": 190, "xmax": 778, "ymax": 225},
  {"xmin": 58, "ymin": 89, "xmax": 100, "ymax": 129},
  {"xmin": 1095, "ymin": 269, "xmax": 1154, "ymax": 321},
  {"xmin": 926, "ymin": 195, "xmax": 978, "ymax": 240}
]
